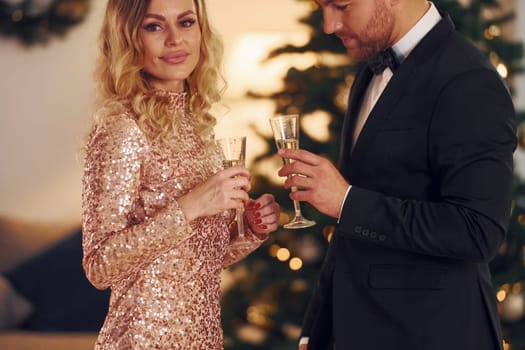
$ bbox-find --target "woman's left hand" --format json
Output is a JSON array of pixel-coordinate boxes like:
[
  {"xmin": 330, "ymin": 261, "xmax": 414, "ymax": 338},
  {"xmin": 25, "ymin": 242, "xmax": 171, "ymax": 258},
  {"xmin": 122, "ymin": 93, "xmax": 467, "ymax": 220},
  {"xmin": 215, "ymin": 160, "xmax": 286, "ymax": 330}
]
[{"xmin": 245, "ymin": 194, "xmax": 280, "ymax": 235}]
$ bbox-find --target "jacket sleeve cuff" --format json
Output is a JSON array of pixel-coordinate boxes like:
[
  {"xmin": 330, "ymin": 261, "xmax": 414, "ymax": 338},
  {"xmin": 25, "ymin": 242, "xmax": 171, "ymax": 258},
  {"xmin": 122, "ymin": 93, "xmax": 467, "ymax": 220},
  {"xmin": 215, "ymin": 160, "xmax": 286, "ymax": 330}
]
[{"xmin": 337, "ymin": 184, "xmax": 352, "ymax": 223}]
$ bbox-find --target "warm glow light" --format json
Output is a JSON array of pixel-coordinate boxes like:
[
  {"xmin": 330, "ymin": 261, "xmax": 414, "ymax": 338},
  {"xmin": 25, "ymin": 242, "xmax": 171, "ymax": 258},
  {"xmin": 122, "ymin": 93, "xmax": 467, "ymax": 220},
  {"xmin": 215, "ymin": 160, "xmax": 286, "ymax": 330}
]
[
  {"xmin": 226, "ymin": 32, "xmax": 349, "ymax": 98},
  {"xmin": 487, "ymin": 52, "xmax": 508, "ymax": 79},
  {"xmin": 269, "ymin": 244, "xmax": 280, "ymax": 257},
  {"xmin": 277, "ymin": 248, "xmax": 291, "ymax": 261},
  {"xmin": 335, "ymin": 80, "xmax": 352, "ymax": 111},
  {"xmin": 497, "ymin": 289, "xmax": 507, "ymax": 302},
  {"xmin": 226, "ymin": 32, "xmax": 309, "ymax": 97},
  {"xmin": 236, "ymin": 324, "xmax": 268, "ymax": 344},
  {"xmin": 489, "ymin": 51, "xmax": 499, "ymax": 66},
  {"xmin": 481, "ymin": 7, "xmax": 495, "ymax": 21},
  {"xmin": 496, "ymin": 63, "xmax": 508, "ymax": 79},
  {"xmin": 246, "ymin": 302, "xmax": 277, "ymax": 329},
  {"xmin": 484, "ymin": 25, "xmax": 501, "ymax": 40},
  {"xmin": 489, "ymin": 24, "xmax": 501, "ymax": 37},
  {"xmin": 282, "ymin": 323, "xmax": 302, "ymax": 340},
  {"xmin": 512, "ymin": 282, "xmax": 522, "ymax": 294},
  {"xmin": 247, "ymin": 306, "xmax": 266, "ymax": 325},
  {"xmin": 252, "ymin": 156, "xmax": 283, "ymax": 187},
  {"xmin": 289, "ymin": 257, "xmax": 303, "ymax": 270},
  {"xmin": 323, "ymin": 225, "xmax": 335, "ymax": 242},
  {"xmin": 279, "ymin": 211, "xmax": 292, "ymax": 226},
  {"xmin": 302, "ymin": 111, "xmax": 332, "ymax": 142},
  {"xmin": 289, "ymin": 279, "xmax": 308, "ymax": 292}
]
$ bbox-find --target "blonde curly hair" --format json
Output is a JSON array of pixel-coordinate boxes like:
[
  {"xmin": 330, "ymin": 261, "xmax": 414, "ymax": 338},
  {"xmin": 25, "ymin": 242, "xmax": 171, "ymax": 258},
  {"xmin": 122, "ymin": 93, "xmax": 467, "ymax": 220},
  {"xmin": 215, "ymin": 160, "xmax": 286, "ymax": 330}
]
[{"xmin": 92, "ymin": 0, "xmax": 226, "ymax": 145}]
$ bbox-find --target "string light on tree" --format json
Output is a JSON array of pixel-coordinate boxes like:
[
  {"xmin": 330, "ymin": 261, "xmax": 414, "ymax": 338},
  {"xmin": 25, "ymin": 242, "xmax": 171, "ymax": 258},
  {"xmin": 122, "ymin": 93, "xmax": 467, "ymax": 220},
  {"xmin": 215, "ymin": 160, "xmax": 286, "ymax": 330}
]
[
  {"xmin": 276, "ymin": 247, "xmax": 291, "ymax": 262},
  {"xmin": 323, "ymin": 225, "xmax": 335, "ymax": 242},
  {"xmin": 289, "ymin": 257, "xmax": 303, "ymax": 271}
]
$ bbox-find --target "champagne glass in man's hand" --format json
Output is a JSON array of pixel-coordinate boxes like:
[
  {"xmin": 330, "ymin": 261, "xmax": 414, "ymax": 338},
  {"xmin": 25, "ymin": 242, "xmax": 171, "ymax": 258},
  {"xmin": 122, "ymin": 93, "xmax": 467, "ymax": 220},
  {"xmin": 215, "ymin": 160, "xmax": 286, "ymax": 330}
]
[{"xmin": 269, "ymin": 114, "xmax": 316, "ymax": 229}]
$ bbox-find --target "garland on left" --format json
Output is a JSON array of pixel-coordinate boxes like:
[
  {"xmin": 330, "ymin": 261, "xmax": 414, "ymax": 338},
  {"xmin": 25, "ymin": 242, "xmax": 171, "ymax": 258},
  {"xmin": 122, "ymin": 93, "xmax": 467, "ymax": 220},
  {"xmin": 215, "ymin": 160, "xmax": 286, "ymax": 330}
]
[{"xmin": 0, "ymin": 0, "xmax": 90, "ymax": 45}]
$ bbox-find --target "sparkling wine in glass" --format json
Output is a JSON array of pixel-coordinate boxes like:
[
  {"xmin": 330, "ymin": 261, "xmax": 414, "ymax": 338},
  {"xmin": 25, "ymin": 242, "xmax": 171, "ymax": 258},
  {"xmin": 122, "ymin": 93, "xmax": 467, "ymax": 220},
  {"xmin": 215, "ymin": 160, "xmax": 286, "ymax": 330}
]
[
  {"xmin": 216, "ymin": 136, "xmax": 247, "ymax": 237},
  {"xmin": 269, "ymin": 114, "xmax": 316, "ymax": 229}
]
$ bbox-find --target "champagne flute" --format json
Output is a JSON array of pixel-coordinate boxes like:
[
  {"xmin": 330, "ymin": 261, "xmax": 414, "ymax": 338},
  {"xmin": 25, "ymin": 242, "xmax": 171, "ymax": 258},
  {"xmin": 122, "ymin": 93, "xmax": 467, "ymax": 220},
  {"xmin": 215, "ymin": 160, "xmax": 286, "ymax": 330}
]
[
  {"xmin": 216, "ymin": 136, "xmax": 247, "ymax": 238},
  {"xmin": 269, "ymin": 114, "xmax": 316, "ymax": 229}
]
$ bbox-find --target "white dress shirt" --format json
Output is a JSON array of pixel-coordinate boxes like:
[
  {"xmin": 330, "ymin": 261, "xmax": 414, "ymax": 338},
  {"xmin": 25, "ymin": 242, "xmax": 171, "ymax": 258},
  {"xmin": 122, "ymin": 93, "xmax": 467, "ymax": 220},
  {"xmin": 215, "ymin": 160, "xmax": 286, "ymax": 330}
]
[{"xmin": 353, "ymin": 2, "xmax": 441, "ymax": 147}]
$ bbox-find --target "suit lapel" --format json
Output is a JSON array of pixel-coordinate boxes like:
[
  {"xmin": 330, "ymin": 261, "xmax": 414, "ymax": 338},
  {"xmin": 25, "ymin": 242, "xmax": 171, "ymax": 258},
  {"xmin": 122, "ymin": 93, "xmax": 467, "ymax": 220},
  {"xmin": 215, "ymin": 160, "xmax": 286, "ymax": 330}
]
[
  {"xmin": 338, "ymin": 66, "xmax": 372, "ymax": 177},
  {"xmin": 350, "ymin": 58, "xmax": 417, "ymax": 162},
  {"xmin": 348, "ymin": 14, "xmax": 455, "ymax": 170}
]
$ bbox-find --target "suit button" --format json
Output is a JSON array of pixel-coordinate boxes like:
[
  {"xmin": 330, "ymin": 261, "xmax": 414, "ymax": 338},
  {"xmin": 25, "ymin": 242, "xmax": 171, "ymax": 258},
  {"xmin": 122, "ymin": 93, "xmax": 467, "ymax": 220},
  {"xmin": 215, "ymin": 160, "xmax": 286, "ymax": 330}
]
[
  {"xmin": 362, "ymin": 229, "xmax": 370, "ymax": 236},
  {"xmin": 370, "ymin": 231, "xmax": 377, "ymax": 239},
  {"xmin": 354, "ymin": 226, "xmax": 362, "ymax": 234},
  {"xmin": 379, "ymin": 234, "xmax": 386, "ymax": 241}
]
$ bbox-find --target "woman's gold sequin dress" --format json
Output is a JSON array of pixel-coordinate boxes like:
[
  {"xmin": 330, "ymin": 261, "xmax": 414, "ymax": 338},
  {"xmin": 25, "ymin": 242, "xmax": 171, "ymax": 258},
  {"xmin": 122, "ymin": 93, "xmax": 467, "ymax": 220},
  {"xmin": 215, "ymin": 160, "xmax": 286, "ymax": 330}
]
[{"xmin": 82, "ymin": 92, "xmax": 266, "ymax": 349}]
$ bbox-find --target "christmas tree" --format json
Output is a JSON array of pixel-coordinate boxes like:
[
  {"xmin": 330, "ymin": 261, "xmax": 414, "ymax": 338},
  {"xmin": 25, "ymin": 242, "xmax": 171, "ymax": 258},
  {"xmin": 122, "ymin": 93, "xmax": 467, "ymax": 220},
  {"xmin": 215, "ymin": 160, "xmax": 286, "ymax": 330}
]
[{"xmin": 221, "ymin": 0, "xmax": 525, "ymax": 349}]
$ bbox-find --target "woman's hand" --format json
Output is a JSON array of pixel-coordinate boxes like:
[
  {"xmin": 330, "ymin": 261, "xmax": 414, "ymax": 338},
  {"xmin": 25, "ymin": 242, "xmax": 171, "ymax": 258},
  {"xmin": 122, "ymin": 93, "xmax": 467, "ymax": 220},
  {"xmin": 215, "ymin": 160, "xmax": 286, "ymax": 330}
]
[
  {"xmin": 178, "ymin": 166, "xmax": 251, "ymax": 222},
  {"xmin": 245, "ymin": 194, "xmax": 280, "ymax": 234}
]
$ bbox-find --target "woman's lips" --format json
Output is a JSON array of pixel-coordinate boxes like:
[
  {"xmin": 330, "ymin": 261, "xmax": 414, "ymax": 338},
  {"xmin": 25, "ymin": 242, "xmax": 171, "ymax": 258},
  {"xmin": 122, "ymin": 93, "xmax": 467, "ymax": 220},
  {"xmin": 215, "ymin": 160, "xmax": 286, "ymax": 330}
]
[{"xmin": 161, "ymin": 52, "xmax": 188, "ymax": 64}]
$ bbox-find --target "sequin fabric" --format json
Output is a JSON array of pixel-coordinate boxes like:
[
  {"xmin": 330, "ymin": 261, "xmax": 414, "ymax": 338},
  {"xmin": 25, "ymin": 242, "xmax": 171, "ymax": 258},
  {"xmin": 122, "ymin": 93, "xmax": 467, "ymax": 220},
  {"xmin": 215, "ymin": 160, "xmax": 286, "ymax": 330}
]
[{"xmin": 82, "ymin": 91, "xmax": 267, "ymax": 349}]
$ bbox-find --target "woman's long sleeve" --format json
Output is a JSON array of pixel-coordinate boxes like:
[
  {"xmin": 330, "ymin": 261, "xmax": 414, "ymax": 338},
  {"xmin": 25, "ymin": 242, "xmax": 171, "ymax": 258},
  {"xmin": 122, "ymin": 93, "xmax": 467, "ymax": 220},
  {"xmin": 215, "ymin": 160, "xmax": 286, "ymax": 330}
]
[{"xmin": 82, "ymin": 116, "xmax": 193, "ymax": 290}]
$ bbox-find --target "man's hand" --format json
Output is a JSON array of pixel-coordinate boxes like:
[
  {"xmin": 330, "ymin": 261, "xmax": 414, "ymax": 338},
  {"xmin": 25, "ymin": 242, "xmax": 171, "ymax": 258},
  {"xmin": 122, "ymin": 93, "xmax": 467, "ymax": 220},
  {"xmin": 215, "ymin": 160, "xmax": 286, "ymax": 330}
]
[{"xmin": 278, "ymin": 149, "xmax": 349, "ymax": 219}]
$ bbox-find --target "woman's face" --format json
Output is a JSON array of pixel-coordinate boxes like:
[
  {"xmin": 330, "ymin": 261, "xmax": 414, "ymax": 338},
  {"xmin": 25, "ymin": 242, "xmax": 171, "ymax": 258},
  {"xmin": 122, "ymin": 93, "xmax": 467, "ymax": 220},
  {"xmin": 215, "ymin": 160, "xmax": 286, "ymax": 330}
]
[{"xmin": 139, "ymin": 0, "xmax": 201, "ymax": 91}]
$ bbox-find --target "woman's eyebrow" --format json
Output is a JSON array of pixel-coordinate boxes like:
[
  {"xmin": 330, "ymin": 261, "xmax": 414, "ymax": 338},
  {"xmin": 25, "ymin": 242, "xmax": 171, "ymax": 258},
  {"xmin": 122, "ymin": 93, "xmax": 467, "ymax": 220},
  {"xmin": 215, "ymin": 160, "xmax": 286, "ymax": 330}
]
[{"xmin": 143, "ymin": 10, "xmax": 195, "ymax": 21}]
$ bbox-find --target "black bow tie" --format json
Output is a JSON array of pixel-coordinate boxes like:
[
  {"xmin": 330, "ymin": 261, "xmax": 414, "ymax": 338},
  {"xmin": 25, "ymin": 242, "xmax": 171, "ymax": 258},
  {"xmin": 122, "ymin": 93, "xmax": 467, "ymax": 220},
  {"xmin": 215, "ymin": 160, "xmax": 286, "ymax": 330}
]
[{"xmin": 367, "ymin": 48, "xmax": 401, "ymax": 75}]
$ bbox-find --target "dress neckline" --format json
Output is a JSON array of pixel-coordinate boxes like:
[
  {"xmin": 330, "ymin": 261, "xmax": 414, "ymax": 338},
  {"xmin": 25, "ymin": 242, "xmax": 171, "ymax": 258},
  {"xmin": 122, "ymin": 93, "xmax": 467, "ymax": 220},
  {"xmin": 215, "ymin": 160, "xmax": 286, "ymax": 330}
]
[{"xmin": 154, "ymin": 90, "xmax": 188, "ymax": 112}]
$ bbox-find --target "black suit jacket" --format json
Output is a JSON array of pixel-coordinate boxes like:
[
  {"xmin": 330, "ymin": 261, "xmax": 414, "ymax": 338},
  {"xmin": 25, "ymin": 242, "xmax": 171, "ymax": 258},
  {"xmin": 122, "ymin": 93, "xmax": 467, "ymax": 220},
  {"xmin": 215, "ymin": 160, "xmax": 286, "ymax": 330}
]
[{"xmin": 301, "ymin": 13, "xmax": 516, "ymax": 350}]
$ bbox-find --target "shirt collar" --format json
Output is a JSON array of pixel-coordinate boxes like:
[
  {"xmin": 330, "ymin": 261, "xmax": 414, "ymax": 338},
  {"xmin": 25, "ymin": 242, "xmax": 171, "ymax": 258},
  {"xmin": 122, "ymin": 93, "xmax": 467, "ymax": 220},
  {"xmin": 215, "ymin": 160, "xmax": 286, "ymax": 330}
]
[{"xmin": 392, "ymin": 2, "xmax": 442, "ymax": 60}]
